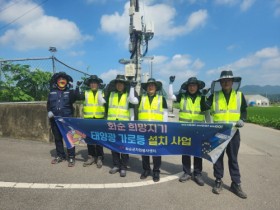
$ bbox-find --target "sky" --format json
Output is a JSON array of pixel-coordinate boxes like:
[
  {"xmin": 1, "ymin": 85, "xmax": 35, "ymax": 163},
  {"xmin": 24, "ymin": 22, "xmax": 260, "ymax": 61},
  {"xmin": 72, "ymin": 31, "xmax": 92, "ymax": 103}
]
[{"xmin": 0, "ymin": 0, "xmax": 279, "ymax": 91}]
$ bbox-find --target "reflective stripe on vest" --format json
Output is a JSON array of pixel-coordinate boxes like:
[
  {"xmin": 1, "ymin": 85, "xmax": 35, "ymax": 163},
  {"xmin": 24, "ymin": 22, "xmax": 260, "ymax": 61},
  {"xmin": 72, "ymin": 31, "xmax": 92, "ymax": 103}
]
[
  {"xmin": 107, "ymin": 92, "xmax": 130, "ymax": 121},
  {"xmin": 211, "ymin": 90, "xmax": 241, "ymax": 123},
  {"xmin": 179, "ymin": 95, "xmax": 205, "ymax": 122},
  {"xmin": 138, "ymin": 94, "xmax": 163, "ymax": 121},
  {"xmin": 83, "ymin": 90, "xmax": 105, "ymax": 119}
]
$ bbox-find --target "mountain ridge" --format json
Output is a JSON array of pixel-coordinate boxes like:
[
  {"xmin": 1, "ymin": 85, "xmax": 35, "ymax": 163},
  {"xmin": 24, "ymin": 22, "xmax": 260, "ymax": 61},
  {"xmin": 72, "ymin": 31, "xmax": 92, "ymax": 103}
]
[{"xmin": 240, "ymin": 85, "xmax": 280, "ymax": 95}]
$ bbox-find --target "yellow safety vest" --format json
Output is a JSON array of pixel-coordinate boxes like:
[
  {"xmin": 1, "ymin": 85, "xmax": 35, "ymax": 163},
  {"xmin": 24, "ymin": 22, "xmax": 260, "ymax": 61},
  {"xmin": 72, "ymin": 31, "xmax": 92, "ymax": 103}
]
[
  {"xmin": 211, "ymin": 90, "xmax": 241, "ymax": 123},
  {"xmin": 107, "ymin": 92, "xmax": 130, "ymax": 121},
  {"xmin": 138, "ymin": 94, "xmax": 163, "ymax": 121},
  {"xmin": 179, "ymin": 95, "xmax": 205, "ymax": 122},
  {"xmin": 83, "ymin": 90, "xmax": 105, "ymax": 119}
]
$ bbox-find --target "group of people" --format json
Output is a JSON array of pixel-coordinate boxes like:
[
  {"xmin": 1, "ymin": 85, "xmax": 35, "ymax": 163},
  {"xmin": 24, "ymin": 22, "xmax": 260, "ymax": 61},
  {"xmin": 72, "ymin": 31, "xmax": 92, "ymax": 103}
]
[{"xmin": 47, "ymin": 70, "xmax": 247, "ymax": 199}]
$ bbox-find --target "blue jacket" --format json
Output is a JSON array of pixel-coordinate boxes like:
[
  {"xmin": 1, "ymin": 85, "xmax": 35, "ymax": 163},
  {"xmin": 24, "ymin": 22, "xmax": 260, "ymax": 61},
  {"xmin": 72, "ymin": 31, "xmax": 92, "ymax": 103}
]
[{"xmin": 47, "ymin": 88, "xmax": 77, "ymax": 117}]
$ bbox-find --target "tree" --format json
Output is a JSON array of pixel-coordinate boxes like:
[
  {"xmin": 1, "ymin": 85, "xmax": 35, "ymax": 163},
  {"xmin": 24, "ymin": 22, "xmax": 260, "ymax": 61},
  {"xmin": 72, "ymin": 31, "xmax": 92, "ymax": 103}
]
[{"xmin": 0, "ymin": 63, "xmax": 52, "ymax": 102}]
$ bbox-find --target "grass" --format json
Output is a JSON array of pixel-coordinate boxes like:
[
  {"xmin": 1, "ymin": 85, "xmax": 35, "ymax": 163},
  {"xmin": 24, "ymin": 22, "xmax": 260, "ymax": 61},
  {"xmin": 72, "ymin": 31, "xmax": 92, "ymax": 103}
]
[
  {"xmin": 247, "ymin": 106, "xmax": 280, "ymax": 130},
  {"xmin": 173, "ymin": 103, "xmax": 280, "ymax": 130}
]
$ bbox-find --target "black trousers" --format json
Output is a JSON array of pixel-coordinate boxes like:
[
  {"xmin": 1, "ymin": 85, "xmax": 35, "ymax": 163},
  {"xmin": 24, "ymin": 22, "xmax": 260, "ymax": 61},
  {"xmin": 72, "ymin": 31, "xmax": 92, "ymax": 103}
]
[
  {"xmin": 111, "ymin": 151, "xmax": 129, "ymax": 170},
  {"xmin": 214, "ymin": 129, "xmax": 241, "ymax": 184},
  {"xmin": 87, "ymin": 144, "xmax": 104, "ymax": 157},
  {"xmin": 85, "ymin": 117, "xmax": 104, "ymax": 158},
  {"xmin": 142, "ymin": 156, "xmax": 161, "ymax": 173},
  {"xmin": 182, "ymin": 155, "xmax": 202, "ymax": 176},
  {"xmin": 50, "ymin": 119, "xmax": 75, "ymax": 158}
]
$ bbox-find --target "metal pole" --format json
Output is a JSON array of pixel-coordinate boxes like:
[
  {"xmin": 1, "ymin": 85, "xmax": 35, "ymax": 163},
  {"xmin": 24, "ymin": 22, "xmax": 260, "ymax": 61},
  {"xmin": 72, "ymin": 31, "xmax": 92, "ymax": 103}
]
[
  {"xmin": 136, "ymin": 40, "xmax": 141, "ymax": 93},
  {"xmin": 49, "ymin": 47, "xmax": 57, "ymax": 74},
  {"xmin": 51, "ymin": 56, "xmax": 56, "ymax": 73},
  {"xmin": 150, "ymin": 59, "xmax": 153, "ymax": 78}
]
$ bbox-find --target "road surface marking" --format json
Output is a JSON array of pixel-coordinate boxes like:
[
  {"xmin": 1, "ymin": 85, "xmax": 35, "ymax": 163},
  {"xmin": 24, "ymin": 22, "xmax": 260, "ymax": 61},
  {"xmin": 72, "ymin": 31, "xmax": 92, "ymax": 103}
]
[{"xmin": 0, "ymin": 172, "xmax": 183, "ymax": 189}]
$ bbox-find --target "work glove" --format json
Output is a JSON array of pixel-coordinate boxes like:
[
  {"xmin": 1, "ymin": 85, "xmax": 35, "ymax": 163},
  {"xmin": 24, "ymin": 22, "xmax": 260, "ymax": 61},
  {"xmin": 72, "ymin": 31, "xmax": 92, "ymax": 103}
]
[
  {"xmin": 76, "ymin": 81, "xmax": 83, "ymax": 87},
  {"xmin": 48, "ymin": 111, "xmax": 54, "ymax": 119},
  {"xmin": 201, "ymin": 88, "xmax": 210, "ymax": 96},
  {"xmin": 99, "ymin": 83, "xmax": 106, "ymax": 90},
  {"xmin": 169, "ymin": 76, "xmax": 175, "ymax": 84},
  {"xmin": 68, "ymin": 81, "xmax": 73, "ymax": 88},
  {"xmin": 235, "ymin": 120, "xmax": 244, "ymax": 128},
  {"xmin": 130, "ymin": 81, "xmax": 137, "ymax": 88}
]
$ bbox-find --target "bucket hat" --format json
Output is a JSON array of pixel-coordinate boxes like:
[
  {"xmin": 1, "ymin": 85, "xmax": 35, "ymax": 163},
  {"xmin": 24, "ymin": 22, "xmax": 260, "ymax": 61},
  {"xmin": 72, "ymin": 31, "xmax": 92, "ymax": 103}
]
[
  {"xmin": 112, "ymin": 74, "xmax": 129, "ymax": 85},
  {"xmin": 210, "ymin": 70, "xmax": 242, "ymax": 93},
  {"xmin": 51, "ymin": 72, "xmax": 73, "ymax": 84},
  {"xmin": 180, "ymin": 77, "xmax": 205, "ymax": 90},
  {"xmin": 141, "ymin": 78, "xmax": 162, "ymax": 91},
  {"xmin": 84, "ymin": 75, "xmax": 103, "ymax": 86},
  {"xmin": 215, "ymin": 70, "xmax": 241, "ymax": 82}
]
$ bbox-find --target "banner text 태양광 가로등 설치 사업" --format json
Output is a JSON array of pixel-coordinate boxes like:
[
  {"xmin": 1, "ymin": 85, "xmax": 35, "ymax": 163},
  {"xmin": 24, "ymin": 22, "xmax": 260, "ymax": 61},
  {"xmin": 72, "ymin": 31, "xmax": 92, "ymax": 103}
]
[{"xmin": 55, "ymin": 117, "xmax": 236, "ymax": 163}]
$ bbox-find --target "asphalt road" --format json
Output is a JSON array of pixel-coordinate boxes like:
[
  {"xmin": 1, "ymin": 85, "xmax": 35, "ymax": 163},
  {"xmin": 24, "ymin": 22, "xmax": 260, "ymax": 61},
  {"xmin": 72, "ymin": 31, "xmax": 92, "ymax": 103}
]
[{"xmin": 0, "ymin": 116, "xmax": 279, "ymax": 210}]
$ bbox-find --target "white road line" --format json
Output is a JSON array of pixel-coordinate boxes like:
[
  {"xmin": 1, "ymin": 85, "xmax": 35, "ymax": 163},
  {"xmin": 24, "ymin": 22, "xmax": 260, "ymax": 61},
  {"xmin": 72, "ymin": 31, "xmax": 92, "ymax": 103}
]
[{"xmin": 0, "ymin": 172, "xmax": 183, "ymax": 189}]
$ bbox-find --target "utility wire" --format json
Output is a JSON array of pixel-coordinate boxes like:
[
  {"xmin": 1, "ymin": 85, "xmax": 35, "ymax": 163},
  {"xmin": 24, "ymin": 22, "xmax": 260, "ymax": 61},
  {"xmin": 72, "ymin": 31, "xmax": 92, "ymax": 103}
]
[
  {"xmin": 0, "ymin": 0, "xmax": 49, "ymax": 31},
  {"xmin": 0, "ymin": 0, "xmax": 25, "ymax": 13}
]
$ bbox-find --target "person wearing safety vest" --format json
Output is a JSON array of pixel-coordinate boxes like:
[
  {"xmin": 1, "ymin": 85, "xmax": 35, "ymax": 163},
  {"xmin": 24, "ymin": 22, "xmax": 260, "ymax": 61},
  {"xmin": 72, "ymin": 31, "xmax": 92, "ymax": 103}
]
[
  {"xmin": 138, "ymin": 78, "xmax": 168, "ymax": 182},
  {"xmin": 106, "ymin": 75, "xmax": 139, "ymax": 177},
  {"xmin": 202, "ymin": 70, "xmax": 248, "ymax": 199},
  {"xmin": 76, "ymin": 75, "xmax": 106, "ymax": 168},
  {"xmin": 169, "ymin": 76, "xmax": 209, "ymax": 186},
  {"xmin": 47, "ymin": 72, "xmax": 78, "ymax": 167}
]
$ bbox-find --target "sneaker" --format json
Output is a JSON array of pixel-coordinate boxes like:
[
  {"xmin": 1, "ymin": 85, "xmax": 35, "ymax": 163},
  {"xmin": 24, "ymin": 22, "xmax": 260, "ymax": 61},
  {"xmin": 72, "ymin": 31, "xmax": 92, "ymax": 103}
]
[
  {"xmin": 109, "ymin": 167, "xmax": 119, "ymax": 174},
  {"xmin": 120, "ymin": 169, "xmax": 126, "ymax": 177},
  {"xmin": 230, "ymin": 182, "xmax": 247, "ymax": 199},
  {"xmin": 83, "ymin": 155, "xmax": 96, "ymax": 167},
  {"xmin": 51, "ymin": 156, "xmax": 65, "ymax": 164},
  {"xmin": 153, "ymin": 172, "xmax": 160, "ymax": 182},
  {"xmin": 96, "ymin": 156, "xmax": 103, "ymax": 168},
  {"xmin": 68, "ymin": 158, "xmax": 75, "ymax": 167},
  {"xmin": 140, "ymin": 170, "xmax": 151, "ymax": 179},
  {"xmin": 179, "ymin": 173, "xmax": 191, "ymax": 183},
  {"xmin": 212, "ymin": 179, "xmax": 223, "ymax": 194},
  {"xmin": 194, "ymin": 175, "xmax": 204, "ymax": 186}
]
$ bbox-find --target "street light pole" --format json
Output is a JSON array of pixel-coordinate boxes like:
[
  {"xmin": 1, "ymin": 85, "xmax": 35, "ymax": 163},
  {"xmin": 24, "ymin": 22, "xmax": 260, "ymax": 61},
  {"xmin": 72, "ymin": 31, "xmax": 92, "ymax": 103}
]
[
  {"xmin": 49, "ymin": 47, "xmax": 57, "ymax": 74},
  {"xmin": 140, "ymin": 55, "xmax": 154, "ymax": 78}
]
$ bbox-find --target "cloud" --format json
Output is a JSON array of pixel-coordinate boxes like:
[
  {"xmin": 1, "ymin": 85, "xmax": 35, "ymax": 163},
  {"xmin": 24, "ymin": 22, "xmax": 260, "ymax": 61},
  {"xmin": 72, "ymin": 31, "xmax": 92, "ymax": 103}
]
[
  {"xmin": 255, "ymin": 47, "xmax": 279, "ymax": 58},
  {"xmin": 99, "ymin": 69, "xmax": 123, "ymax": 84},
  {"xmin": 100, "ymin": 3, "xmax": 129, "ymax": 39},
  {"xmin": 206, "ymin": 46, "xmax": 280, "ymax": 85},
  {"xmin": 0, "ymin": 0, "xmax": 92, "ymax": 51},
  {"xmin": 214, "ymin": 0, "xmax": 238, "ymax": 6},
  {"xmin": 274, "ymin": 0, "xmax": 280, "ymax": 17},
  {"xmin": 85, "ymin": 0, "xmax": 123, "ymax": 4},
  {"xmin": 240, "ymin": 0, "xmax": 256, "ymax": 11},
  {"xmin": 100, "ymin": 2, "xmax": 208, "ymax": 46},
  {"xmin": 192, "ymin": 58, "xmax": 205, "ymax": 70},
  {"xmin": 99, "ymin": 54, "xmax": 204, "ymax": 90},
  {"xmin": 0, "ymin": 0, "xmax": 44, "ymax": 26},
  {"xmin": 68, "ymin": 50, "xmax": 86, "ymax": 57},
  {"xmin": 150, "ymin": 54, "xmax": 205, "ymax": 89},
  {"xmin": 141, "ymin": 5, "xmax": 208, "ymax": 37},
  {"xmin": 185, "ymin": 9, "xmax": 208, "ymax": 33},
  {"xmin": 227, "ymin": 44, "xmax": 240, "ymax": 51},
  {"xmin": 214, "ymin": 0, "xmax": 255, "ymax": 11},
  {"xmin": 275, "ymin": 7, "xmax": 280, "ymax": 17},
  {"xmin": 85, "ymin": 0, "xmax": 107, "ymax": 4}
]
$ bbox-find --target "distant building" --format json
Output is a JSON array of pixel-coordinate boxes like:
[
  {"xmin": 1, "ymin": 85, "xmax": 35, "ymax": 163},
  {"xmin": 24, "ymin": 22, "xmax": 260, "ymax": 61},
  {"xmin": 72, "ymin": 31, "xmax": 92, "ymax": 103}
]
[{"xmin": 245, "ymin": 94, "xmax": 270, "ymax": 106}]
